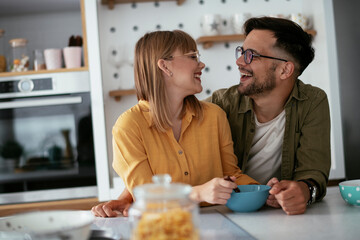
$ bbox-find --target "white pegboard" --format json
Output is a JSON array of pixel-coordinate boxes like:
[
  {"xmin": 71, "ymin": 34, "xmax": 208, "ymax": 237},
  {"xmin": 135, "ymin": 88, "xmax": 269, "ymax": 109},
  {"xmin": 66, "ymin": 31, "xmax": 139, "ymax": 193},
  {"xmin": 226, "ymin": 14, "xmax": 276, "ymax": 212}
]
[
  {"xmin": 99, "ymin": 0, "xmax": 304, "ymax": 101},
  {"xmin": 96, "ymin": 0, "xmax": 344, "ymax": 183}
]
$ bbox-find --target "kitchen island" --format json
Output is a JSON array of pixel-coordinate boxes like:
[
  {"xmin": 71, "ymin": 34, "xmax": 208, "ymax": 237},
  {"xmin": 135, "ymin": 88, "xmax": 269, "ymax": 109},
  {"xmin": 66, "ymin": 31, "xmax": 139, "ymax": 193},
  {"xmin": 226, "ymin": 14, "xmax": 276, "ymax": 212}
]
[{"xmin": 91, "ymin": 186, "xmax": 359, "ymax": 240}]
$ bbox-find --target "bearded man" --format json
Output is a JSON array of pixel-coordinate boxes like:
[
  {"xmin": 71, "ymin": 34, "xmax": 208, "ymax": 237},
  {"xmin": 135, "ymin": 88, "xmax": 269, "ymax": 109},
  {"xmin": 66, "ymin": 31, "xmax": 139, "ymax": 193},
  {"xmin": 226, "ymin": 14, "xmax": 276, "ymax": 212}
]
[{"xmin": 208, "ymin": 16, "xmax": 331, "ymax": 215}]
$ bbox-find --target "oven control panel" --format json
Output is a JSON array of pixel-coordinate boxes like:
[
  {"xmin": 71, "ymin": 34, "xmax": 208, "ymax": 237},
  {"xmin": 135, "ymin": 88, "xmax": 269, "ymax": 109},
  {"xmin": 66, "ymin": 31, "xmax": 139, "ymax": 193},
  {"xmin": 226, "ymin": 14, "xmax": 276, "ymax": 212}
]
[
  {"xmin": 0, "ymin": 71, "xmax": 90, "ymax": 99},
  {"xmin": 0, "ymin": 77, "xmax": 53, "ymax": 94}
]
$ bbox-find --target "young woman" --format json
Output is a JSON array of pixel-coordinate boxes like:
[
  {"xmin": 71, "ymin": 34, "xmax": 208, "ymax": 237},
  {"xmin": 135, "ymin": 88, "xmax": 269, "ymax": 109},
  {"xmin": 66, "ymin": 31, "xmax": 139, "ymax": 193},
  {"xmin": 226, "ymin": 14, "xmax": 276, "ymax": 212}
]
[{"xmin": 92, "ymin": 30, "xmax": 258, "ymax": 217}]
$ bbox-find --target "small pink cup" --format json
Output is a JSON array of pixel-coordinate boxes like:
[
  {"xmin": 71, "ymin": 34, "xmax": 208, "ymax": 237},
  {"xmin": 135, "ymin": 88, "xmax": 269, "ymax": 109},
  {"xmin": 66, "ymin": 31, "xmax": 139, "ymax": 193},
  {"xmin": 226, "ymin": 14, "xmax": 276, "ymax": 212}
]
[{"xmin": 63, "ymin": 46, "xmax": 82, "ymax": 69}]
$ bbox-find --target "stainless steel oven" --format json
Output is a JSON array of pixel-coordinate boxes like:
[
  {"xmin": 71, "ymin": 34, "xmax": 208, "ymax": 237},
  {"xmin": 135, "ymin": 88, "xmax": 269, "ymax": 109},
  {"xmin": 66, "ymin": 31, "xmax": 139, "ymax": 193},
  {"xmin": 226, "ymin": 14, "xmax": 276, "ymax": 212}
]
[{"xmin": 0, "ymin": 71, "xmax": 97, "ymax": 204}]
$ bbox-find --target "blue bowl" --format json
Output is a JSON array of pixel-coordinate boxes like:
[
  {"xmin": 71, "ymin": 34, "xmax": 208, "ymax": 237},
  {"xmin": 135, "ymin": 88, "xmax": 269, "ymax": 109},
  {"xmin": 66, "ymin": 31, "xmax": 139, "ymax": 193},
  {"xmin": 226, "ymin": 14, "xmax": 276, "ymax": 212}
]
[
  {"xmin": 226, "ymin": 185, "xmax": 271, "ymax": 212},
  {"xmin": 339, "ymin": 180, "xmax": 360, "ymax": 206}
]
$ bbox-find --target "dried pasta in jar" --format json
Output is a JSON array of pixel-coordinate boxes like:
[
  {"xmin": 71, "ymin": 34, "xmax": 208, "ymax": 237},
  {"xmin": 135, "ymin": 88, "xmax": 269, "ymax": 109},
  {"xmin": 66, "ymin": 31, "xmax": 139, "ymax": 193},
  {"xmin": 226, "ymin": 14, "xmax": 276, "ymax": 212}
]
[{"xmin": 132, "ymin": 208, "xmax": 198, "ymax": 240}]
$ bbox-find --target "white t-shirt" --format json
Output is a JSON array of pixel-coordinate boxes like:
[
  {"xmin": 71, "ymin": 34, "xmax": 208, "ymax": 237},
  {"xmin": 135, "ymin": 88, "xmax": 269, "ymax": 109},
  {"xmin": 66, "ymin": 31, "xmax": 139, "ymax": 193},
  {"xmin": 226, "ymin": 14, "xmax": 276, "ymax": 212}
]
[{"xmin": 245, "ymin": 110, "xmax": 286, "ymax": 184}]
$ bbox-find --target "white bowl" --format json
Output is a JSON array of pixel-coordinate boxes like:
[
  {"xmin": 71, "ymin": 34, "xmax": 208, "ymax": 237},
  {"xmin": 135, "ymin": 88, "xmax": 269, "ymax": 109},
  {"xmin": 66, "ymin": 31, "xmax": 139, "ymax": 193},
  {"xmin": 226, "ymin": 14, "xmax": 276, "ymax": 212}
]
[{"xmin": 0, "ymin": 210, "xmax": 94, "ymax": 240}]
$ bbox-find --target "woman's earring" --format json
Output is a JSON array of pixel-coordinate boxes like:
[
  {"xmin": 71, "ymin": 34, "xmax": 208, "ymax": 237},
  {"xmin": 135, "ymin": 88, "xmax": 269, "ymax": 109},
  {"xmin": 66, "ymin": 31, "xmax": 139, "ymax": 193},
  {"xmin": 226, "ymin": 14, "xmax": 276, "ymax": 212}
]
[{"xmin": 163, "ymin": 65, "xmax": 173, "ymax": 77}]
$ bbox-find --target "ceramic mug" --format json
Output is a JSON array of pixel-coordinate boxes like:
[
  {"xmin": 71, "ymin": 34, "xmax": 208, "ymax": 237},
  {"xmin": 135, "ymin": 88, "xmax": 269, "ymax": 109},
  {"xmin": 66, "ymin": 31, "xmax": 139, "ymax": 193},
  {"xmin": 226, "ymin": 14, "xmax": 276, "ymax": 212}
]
[
  {"xmin": 63, "ymin": 46, "xmax": 82, "ymax": 69},
  {"xmin": 44, "ymin": 48, "xmax": 62, "ymax": 70},
  {"xmin": 201, "ymin": 14, "xmax": 222, "ymax": 36},
  {"xmin": 231, "ymin": 13, "xmax": 251, "ymax": 34}
]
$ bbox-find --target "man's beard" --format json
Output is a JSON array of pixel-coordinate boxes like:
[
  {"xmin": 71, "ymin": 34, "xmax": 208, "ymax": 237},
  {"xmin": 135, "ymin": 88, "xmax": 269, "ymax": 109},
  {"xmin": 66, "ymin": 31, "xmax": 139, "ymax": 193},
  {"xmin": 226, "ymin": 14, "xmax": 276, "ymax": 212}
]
[{"xmin": 238, "ymin": 65, "xmax": 277, "ymax": 96}]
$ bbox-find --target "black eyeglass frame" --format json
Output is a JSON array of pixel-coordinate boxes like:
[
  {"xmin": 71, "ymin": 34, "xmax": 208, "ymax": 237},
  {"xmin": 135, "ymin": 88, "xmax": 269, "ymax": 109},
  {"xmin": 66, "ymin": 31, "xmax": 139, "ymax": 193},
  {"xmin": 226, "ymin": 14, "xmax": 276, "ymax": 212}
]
[{"xmin": 235, "ymin": 46, "xmax": 288, "ymax": 64}]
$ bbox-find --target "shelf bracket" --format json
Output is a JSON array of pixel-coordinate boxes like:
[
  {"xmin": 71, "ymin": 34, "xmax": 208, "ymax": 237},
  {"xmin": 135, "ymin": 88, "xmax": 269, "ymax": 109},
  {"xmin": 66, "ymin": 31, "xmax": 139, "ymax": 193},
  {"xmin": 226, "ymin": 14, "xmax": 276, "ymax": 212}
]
[
  {"xmin": 109, "ymin": 89, "xmax": 136, "ymax": 102},
  {"xmin": 203, "ymin": 42, "xmax": 214, "ymax": 49},
  {"xmin": 108, "ymin": 0, "xmax": 115, "ymax": 9}
]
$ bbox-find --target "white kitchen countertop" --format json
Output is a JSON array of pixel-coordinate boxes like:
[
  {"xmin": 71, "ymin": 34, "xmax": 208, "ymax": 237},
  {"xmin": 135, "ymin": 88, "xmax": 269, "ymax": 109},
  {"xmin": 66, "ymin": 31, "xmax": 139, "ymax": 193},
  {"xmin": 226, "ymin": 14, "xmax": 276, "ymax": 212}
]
[
  {"xmin": 91, "ymin": 186, "xmax": 360, "ymax": 240},
  {"xmin": 91, "ymin": 206, "xmax": 254, "ymax": 240},
  {"xmin": 216, "ymin": 186, "xmax": 360, "ymax": 240}
]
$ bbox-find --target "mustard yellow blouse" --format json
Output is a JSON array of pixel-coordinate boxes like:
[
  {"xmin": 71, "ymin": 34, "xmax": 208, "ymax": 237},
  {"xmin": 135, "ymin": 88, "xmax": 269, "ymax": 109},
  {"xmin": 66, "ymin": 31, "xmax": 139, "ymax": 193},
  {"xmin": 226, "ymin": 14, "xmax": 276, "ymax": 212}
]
[{"xmin": 112, "ymin": 100, "xmax": 258, "ymax": 197}]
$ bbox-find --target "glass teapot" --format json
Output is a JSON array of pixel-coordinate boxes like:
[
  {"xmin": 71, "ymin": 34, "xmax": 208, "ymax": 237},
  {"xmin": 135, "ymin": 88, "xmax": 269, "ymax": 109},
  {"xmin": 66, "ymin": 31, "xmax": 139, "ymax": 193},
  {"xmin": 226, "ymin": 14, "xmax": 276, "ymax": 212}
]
[{"xmin": 129, "ymin": 174, "xmax": 199, "ymax": 240}]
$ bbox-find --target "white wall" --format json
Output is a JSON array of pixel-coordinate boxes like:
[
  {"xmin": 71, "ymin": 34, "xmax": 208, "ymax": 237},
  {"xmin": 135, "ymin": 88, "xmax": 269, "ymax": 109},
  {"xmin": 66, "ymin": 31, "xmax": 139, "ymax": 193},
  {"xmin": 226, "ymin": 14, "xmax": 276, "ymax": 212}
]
[{"xmin": 96, "ymin": 0, "xmax": 345, "ymax": 199}]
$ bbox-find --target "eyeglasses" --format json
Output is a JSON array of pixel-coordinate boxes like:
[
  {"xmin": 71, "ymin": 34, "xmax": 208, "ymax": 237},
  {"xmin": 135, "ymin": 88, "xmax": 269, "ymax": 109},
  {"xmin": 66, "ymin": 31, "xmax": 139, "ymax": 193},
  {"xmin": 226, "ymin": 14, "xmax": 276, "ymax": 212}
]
[
  {"xmin": 164, "ymin": 51, "xmax": 201, "ymax": 63},
  {"xmin": 235, "ymin": 46, "xmax": 288, "ymax": 64}
]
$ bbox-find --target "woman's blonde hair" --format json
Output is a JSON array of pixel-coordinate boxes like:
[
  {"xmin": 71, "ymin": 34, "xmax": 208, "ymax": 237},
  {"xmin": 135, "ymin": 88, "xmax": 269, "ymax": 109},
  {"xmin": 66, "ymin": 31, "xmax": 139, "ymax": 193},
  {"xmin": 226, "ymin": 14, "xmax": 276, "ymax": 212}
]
[{"xmin": 134, "ymin": 30, "xmax": 203, "ymax": 132}]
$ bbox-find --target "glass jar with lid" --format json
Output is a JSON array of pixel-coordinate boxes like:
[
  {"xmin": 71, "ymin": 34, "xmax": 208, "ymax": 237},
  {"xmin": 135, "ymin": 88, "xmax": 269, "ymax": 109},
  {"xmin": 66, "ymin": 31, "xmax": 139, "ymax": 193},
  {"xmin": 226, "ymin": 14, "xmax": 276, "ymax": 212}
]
[
  {"xmin": 9, "ymin": 38, "xmax": 29, "ymax": 72},
  {"xmin": 129, "ymin": 174, "xmax": 199, "ymax": 240},
  {"xmin": 0, "ymin": 29, "xmax": 6, "ymax": 72}
]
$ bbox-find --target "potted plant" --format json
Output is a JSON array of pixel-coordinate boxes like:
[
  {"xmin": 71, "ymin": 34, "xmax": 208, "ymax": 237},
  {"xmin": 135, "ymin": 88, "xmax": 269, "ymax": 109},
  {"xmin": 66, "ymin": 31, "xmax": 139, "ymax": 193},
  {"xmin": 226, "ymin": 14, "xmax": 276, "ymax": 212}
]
[{"xmin": 0, "ymin": 140, "xmax": 23, "ymax": 170}]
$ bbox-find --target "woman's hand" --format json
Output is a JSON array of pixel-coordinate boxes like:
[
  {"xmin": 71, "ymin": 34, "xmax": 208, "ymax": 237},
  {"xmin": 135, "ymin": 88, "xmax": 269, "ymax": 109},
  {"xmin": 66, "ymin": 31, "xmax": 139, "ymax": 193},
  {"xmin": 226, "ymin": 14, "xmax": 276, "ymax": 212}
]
[
  {"xmin": 190, "ymin": 177, "xmax": 238, "ymax": 205},
  {"xmin": 91, "ymin": 188, "xmax": 133, "ymax": 217},
  {"xmin": 266, "ymin": 177, "xmax": 281, "ymax": 208},
  {"xmin": 91, "ymin": 199, "xmax": 132, "ymax": 217}
]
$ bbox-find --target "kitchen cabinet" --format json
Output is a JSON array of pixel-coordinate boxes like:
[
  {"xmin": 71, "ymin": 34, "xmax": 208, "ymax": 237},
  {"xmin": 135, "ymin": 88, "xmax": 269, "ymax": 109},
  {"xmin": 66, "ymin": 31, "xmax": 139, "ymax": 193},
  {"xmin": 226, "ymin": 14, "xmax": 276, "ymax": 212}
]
[
  {"xmin": 196, "ymin": 30, "xmax": 317, "ymax": 49},
  {"xmin": 0, "ymin": 0, "xmax": 88, "ymax": 78},
  {"xmin": 0, "ymin": 0, "xmax": 104, "ymax": 206}
]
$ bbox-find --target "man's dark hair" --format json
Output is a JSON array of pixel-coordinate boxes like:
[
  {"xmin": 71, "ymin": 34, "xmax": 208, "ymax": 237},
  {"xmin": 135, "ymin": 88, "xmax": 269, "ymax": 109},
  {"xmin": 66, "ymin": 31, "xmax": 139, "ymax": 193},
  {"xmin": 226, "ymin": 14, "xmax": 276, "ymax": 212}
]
[{"xmin": 244, "ymin": 16, "xmax": 315, "ymax": 76}]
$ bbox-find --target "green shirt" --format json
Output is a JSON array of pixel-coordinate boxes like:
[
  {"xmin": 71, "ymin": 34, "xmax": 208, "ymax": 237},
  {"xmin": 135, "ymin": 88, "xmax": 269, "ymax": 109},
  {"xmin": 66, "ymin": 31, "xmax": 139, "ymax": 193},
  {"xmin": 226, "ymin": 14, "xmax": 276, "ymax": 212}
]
[{"xmin": 207, "ymin": 79, "xmax": 331, "ymax": 200}]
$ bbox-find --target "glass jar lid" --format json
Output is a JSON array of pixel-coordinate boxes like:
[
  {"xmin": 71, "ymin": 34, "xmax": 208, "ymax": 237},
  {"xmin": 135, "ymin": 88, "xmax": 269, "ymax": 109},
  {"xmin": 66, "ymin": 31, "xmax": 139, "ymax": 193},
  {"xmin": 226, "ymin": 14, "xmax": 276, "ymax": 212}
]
[
  {"xmin": 133, "ymin": 174, "xmax": 192, "ymax": 200},
  {"xmin": 9, "ymin": 38, "xmax": 27, "ymax": 47}
]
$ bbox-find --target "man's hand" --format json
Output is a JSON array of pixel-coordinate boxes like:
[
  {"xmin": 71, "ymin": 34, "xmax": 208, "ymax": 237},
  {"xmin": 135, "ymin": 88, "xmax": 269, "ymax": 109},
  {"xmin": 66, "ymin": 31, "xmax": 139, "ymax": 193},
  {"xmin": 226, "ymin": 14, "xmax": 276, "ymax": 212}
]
[
  {"xmin": 268, "ymin": 179, "xmax": 310, "ymax": 215},
  {"xmin": 91, "ymin": 188, "xmax": 133, "ymax": 218},
  {"xmin": 190, "ymin": 177, "xmax": 237, "ymax": 205}
]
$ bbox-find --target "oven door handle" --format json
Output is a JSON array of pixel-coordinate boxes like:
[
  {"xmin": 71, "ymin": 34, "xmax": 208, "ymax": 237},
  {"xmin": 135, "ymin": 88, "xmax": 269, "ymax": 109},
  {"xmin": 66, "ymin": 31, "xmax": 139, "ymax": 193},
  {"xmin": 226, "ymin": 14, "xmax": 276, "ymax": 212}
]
[{"xmin": 0, "ymin": 96, "xmax": 82, "ymax": 109}]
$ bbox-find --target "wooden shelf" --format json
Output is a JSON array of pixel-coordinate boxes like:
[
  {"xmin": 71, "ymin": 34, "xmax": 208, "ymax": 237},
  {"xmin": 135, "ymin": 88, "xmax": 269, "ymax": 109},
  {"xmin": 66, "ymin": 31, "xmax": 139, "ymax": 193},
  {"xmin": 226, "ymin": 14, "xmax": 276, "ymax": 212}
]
[
  {"xmin": 101, "ymin": 0, "xmax": 185, "ymax": 9},
  {"xmin": 197, "ymin": 34, "xmax": 245, "ymax": 49},
  {"xmin": 0, "ymin": 67, "xmax": 89, "ymax": 78},
  {"xmin": 197, "ymin": 30, "xmax": 317, "ymax": 49},
  {"xmin": 109, "ymin": 89, "xmax": 136, "ymax": 101}
]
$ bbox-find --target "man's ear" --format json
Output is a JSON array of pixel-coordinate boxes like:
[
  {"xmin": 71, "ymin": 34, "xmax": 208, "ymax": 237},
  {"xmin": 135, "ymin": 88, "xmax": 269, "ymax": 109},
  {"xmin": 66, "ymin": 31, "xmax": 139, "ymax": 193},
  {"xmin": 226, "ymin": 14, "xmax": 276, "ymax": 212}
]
[
  {"xmin": 157, "ymin": 59, "xmax": 172, "ymax": 77},
  {"xmin": 280, "ymin": 61, "xmax": 295, "ymax": 80}
]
